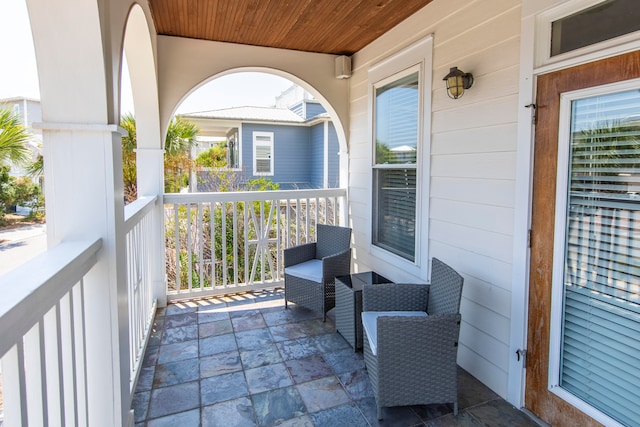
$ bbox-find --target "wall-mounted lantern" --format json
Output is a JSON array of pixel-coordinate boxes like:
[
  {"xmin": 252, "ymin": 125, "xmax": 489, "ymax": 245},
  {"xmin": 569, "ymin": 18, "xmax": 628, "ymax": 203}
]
[{"xmin": 443, "ymin": 67, "xmax": 474, "ymax": 99}]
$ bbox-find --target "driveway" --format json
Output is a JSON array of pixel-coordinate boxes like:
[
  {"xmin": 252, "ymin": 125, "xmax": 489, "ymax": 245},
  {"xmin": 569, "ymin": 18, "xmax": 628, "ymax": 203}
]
[{"xmin": 0, "ymin": 223, "xmax": 47, "ymax": 276}]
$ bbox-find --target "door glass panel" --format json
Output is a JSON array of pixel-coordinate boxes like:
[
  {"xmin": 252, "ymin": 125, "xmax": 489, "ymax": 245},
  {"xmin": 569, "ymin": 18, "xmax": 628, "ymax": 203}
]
[{"xmin": 560, "ymin": 89, "xmax": 640, "ymax": 427}]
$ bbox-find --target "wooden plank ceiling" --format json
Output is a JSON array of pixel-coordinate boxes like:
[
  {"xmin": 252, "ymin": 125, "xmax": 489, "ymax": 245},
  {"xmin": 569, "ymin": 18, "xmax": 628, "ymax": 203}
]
[{"xmin": 148, "ymin": 0, "xmax": 434, "ymax": 55}]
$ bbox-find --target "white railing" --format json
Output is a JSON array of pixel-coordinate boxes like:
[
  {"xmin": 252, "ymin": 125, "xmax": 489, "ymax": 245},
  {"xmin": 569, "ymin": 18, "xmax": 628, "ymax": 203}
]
[
  {"xmin": 124, "ymin": 196, "xmax": 157, "ymax": 393},
  {"xmin": 0, "ymin": 238, "xmax": 102, "ymax": 427},
  {"xmin": 164, "ymin": 188, "xmax": 347, "ymax": 300}
]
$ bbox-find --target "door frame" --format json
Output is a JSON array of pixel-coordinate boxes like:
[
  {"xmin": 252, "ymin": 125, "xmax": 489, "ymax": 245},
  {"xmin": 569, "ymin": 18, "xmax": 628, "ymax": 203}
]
[
  {"xmin": 525, "ymin": 50, "xmax": 640, "ymax": 427},
  {"xmin": 510, "ymin": 2, "xmax": 640, "ymax": 409}
]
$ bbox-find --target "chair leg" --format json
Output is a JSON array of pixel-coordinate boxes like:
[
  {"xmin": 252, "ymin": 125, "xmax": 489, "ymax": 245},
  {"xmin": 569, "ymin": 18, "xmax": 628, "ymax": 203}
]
[
  {"xmin": 377, "ymin": 405, "xmax": 383, "ymax": 420},
  {"xmin": 453, "ymin": 402, "xmax": 458, "ymax": 416},
  {"xmin": 284, "ymin": 299, "xmax": 288, "ymax": 310}
]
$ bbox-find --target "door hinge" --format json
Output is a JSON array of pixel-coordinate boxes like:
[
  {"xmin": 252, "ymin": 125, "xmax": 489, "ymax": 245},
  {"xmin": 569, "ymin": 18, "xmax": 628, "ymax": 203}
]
[
  {"xmin": 516, "ymin": 348, "xmax": 527, "ymax": 368},
  {"xmin": 525, "ymin": 103, "xmax": 537, "ymax": 125},
  {"xmin": 527, "ymin": 229, "xmax": 532, "ymax": 248}
]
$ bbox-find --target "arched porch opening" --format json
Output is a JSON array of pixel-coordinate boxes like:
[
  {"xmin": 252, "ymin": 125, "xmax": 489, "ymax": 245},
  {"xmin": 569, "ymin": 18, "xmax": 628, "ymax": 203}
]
[{"xmin": 175, "ymin": 69, "xmax": 348, "ymax": 191}]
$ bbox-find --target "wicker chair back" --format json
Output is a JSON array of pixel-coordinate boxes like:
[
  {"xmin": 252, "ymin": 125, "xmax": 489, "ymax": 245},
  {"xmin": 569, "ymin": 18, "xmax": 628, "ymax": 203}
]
[
  {"xmin": 427, "ymin": 258, "xmax": 464, "ymax": 315},
  {"xmin": 315, "ymin": 223, "xmax": 352, "ymax": 259}
]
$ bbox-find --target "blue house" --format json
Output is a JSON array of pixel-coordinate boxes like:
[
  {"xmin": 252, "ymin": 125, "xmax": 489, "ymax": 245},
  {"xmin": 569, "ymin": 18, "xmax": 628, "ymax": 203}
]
[{"xmin": 183, "ymin": 86, "xmax": 340, "ymax": 191}]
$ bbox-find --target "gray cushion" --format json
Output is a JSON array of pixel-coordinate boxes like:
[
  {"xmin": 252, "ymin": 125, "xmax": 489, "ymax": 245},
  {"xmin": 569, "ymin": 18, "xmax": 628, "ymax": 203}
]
[
  {"xmin": 361, "ymin": 311, "xmax": 428, "ymax": 356},
  {"xmin": 284, "ymin": 259, "xmax": 323, "ymax": 283}
]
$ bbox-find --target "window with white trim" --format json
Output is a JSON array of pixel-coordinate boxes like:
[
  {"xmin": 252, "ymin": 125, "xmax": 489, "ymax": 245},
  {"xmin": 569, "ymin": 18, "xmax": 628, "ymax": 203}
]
[
  {"xmin": 253, "ymin": 131, "xmax": 273, "ymax": 176},
  {"xmin": 372, "ymin": 69, "xmax": 419, "ymax": 261},
  {"xmin": 368, "ymin": 35, "xmax": 432, "ymax": 276}
]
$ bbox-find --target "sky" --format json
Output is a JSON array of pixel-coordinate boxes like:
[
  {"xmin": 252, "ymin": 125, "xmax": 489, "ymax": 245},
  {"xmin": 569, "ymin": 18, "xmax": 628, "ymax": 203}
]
[{"xmin": 0, "ymin": 1, "xmax": 295, "ymax": 115}]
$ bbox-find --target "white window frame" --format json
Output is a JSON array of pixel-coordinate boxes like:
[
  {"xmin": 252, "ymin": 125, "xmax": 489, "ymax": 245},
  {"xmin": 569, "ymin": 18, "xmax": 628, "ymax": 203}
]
[
  {"xmin": 252, "ymin": 131, "xmax": 274, "ymax": 176},
  {"xmin": 549, "ymin": 78, "xmax": 640, "ymax": 427},
  {"xmin": 367, "ymin": 35, "xmax": 433, "ymax": 280},
  {"xmin": 535, "ymin": 0, "xmax": 640, "ymax": 73},
  {"xmin": 227, "ymin": 129, "xmax": 242, "ymax": 170}
]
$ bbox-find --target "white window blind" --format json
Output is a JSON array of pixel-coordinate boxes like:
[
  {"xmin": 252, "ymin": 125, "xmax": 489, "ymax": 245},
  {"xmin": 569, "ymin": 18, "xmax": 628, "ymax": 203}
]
[
  {"xmin": 373, "ymin": 70, "xmax": 419, "ymax": 261},
  {"xmin": 560, "ymin": 88, "xmax": 640, "ymax": 427}
]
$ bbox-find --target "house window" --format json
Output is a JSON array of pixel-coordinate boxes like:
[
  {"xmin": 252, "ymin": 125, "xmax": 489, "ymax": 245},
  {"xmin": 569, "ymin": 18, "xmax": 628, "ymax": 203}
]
[
  {"xmin": 253, "ymin": 132, "xmax": 273, "ymax": 176},
  {"xmin": 372, "ymin": 70, "xmax": 419, "ymax": 261},
  {"xmin": 367, "ymin": 35, "xmax": 432, "ymax": 277},
  {"xmin": 228, "ymin": 130, "xmax": 239, "ymax": 169}
]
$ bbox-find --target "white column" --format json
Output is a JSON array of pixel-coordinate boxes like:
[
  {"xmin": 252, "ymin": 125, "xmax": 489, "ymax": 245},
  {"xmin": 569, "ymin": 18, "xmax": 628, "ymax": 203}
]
[
  {"xmin": 323, "ymin": 121, "xmax": 329, "ymax": 188},
  {"xmin": 39, "ymin": 122, "xmax": 129, "ymax": 427}
]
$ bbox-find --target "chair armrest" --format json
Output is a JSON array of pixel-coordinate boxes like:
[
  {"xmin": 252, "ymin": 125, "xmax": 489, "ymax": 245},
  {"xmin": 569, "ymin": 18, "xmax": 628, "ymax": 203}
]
[
  {"xmin": 321, "ymin": 248, "xmax": 351, "ymax": 282},
  {"xmin": 284, "ymin": 242, "xmax": 316, "ymax": 267},
  {"xmin": 362, "ymin": 283, "xmax": 429, "ymax": 312},
  {"xmin": 376, "ymin": 313, "xmax": 461, "ymax": 370}
]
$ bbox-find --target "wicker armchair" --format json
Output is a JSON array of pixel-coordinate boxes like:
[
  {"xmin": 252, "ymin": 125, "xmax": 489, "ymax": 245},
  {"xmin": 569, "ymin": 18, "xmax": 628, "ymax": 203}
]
[
  {"xmin": 284, "ymin": 224, "xmax": 352, "ymax": 321},
  {"xmin": 361, "ymin": 258, "xmax": 464, "ymax": 419}
]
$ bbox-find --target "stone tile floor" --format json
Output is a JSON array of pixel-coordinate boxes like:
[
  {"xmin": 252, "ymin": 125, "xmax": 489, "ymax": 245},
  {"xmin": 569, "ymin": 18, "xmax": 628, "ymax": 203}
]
[{"xmin": 132, "ymin": 289, "xmax": 542, "ymax": 427}]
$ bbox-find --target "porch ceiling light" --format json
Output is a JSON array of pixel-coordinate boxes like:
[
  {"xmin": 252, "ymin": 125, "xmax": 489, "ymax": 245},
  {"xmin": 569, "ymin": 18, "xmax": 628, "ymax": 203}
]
[{"xmin": 443, "ymin": 67, "xmax": 474, "ymax": 99}]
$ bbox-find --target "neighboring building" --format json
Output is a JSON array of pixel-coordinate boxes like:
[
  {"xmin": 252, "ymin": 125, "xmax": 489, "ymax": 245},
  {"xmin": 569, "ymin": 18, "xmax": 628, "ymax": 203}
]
[{"xmin": 183, "ymin": 86, "xmax": 340, "ymax": 191}]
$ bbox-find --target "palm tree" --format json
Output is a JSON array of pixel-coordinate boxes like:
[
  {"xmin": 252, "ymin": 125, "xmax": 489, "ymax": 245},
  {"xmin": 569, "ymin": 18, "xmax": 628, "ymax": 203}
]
[
  {"xmin": 119, "ymin": 114, "xmax": 199, "ymax": 201},
  {"xmin": 0, "ymin": 107, "xmax": 31, "ymax": 166}
]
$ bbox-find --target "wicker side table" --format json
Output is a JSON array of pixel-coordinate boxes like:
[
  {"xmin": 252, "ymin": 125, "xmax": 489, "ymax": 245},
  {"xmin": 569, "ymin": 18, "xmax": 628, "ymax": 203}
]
[{"xmin": 335, "ymin": 272, "xmax": 392, "ymax": 351}]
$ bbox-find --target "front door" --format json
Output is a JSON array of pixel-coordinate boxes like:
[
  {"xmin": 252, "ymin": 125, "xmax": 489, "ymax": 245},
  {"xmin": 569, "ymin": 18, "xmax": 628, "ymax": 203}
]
[{"xmin": 526, "ymin": 51, "xmax": 640, "ymax": 426}]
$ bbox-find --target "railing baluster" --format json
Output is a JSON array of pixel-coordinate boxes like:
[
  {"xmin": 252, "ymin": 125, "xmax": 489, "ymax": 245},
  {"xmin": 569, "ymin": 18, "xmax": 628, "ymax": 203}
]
[
  {"xmin": 276, "ymin": 197, "xmax": 282, "ymax": 279},
  {"xmin": 174, "ymin": 203, "xmax": 181, "ymax": 292},
  {"xmin": 304, "ymin": 198, "xmax": 309, "ymax": 243},
  {"xmin": 285, "ymin": 199, "xmax": 291, "ymax": 249},
  {"xmin": 76, "ymin": 281, "xmax": 89, "ymax": 427},
  {"xmin": 222, "ymin": 202, "xmax": 228, "ymax": 287},
  {"xmin": 260, "ymin": 201, "xmax": 265, "ymax": 284},
  {"xmin": 244, "ymin": 199, "xmax": 249, "ymax": 285},
  {"xmin": 296, "ymin": 198, "xmax": 300, "ymax": 246},
  {"xmin": 210, "ymin": 202, "xmax": 216, "ymax": 287},
  {"xmin": 233, "ymin": 202, "xmax": 239, "ymax": 285},
  {"xmin": 38, "ymin": 319, "xmax": 50, "ymax": 427},
  {"xmin": 55, "ymin": 302, "xmax": 68, "ymax": 427},
  {"xmin": 187, "ymin": 204, "xmax": 193, "ymax": 292},
  {"xmin": 198, "ymin": 203, "xmax": 204, "ymax": 290}
]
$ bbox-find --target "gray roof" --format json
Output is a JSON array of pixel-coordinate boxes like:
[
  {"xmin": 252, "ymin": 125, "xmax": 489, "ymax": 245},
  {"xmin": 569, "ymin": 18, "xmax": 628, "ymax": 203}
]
[{"xmin": 183, "ymin": 106, "xmax": 305, "ymax": 123}]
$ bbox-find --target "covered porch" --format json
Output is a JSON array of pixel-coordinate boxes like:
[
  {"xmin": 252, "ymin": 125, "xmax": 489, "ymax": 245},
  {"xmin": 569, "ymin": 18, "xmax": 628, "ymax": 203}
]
[
  {"xmin": 2, "ymin": 0, "xmax": 639, "ymax": 426},
  {"xmin": 133, "ymin": 289, "xmax": 537, "ymax": 426}
]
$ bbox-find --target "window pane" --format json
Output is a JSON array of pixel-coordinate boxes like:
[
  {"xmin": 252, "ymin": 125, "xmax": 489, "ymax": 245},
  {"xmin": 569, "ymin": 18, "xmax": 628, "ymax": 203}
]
[
  {"xmin": 375, "ymin": 72, "xmax": 419, "ymax": 165},
  {"xmin": 560, "ymin": 89, "xmax": 640, "ymax": 427},
  {"xmin": 551, "ymin": 0, "xmax": 640, "ymax": 57},
  {"xmin": 373, "ymin": 168, "xmax": 416, "ymax": 260}
]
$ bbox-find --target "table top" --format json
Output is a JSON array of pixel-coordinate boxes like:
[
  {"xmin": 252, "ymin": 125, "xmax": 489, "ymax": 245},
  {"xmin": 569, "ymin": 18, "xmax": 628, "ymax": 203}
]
[{"xmin": 336, "ymin": 271, "xmax": 392, "ymax": 291}]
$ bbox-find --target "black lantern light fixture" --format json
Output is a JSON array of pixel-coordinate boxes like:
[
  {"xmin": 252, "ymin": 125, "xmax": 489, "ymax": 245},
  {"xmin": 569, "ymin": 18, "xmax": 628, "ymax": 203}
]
[{"xmin": 443, "ymin": 67, "xmax": 474, "ymax": 99}]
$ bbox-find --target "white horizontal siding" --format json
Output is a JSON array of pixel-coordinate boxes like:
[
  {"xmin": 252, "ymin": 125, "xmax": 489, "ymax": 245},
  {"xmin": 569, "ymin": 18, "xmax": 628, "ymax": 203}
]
[
  {"xmin": 430, "ymin": 198, "xmax": 515, "ymax": 235},
  {"xmin": 430, "ymin": 177, "xmax": 516, "ymax": 208},
  {"xmin": 347, "ymin": 0, "xmax": 522, "ymax": 398}
]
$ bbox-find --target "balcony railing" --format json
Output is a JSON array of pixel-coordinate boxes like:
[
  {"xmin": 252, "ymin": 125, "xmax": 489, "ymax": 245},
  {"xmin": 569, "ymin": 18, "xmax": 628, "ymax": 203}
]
[
  {"xmin": 0, "ymin": 195, "xmax": 159, "ymax": 426},
  {"xmin": 124, "ymin": 196, "xmax": 157, "ymax": 392},
  {"xmin": 0, "ymin": 238, "xmax": 102, "ymax": 426},
  {"xmin": 164, "ymin": 188, "xmax": 347, "ymax": 301}
]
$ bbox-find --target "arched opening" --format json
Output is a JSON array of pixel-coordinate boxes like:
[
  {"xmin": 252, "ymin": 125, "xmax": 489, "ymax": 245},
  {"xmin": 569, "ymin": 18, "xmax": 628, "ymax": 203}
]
[
  {"xmin": 169, "ymin": 69, "xmax": 349, "ymax": 193},
  {"xmin": 121, "ymin": 4, "xmax": 162, "ymax": 203}
]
